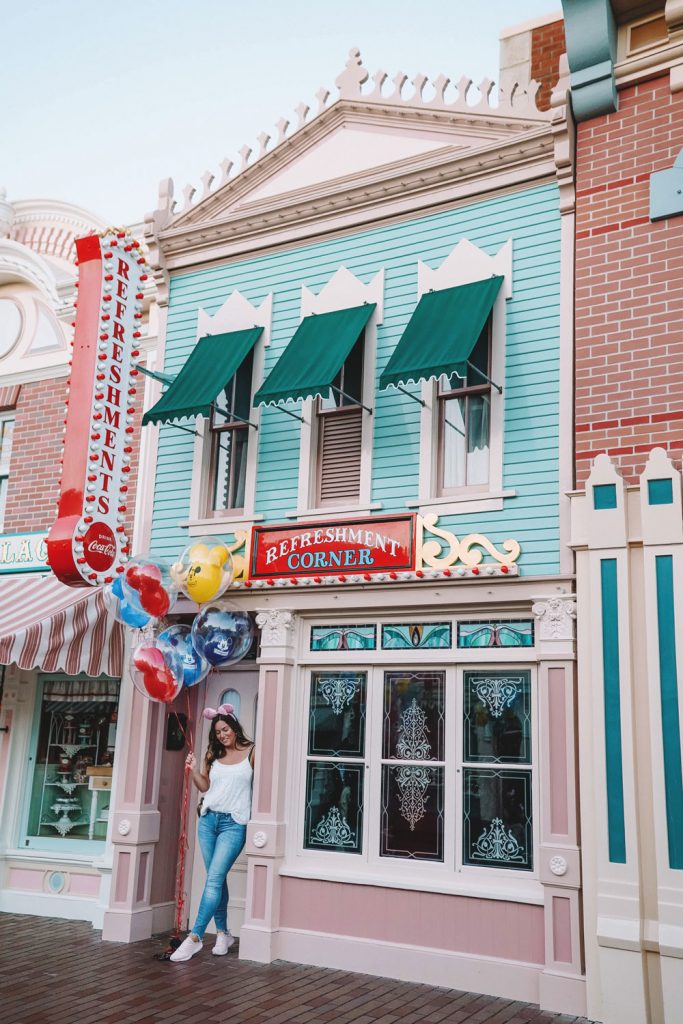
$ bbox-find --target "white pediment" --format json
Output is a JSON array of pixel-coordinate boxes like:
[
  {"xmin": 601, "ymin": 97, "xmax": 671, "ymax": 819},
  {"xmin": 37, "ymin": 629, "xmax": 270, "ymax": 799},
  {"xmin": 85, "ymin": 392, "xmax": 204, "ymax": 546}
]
[
  {"xmin": 246, "ymin": 123, "xmax": 462, "ymax": 204},
  {"xmin": 197, "ymin": 290, "xmax": 272, "ymax": 345},
  {"xmin": 418, "ymin": 238, "xmax": 513, "ymax": 298}
]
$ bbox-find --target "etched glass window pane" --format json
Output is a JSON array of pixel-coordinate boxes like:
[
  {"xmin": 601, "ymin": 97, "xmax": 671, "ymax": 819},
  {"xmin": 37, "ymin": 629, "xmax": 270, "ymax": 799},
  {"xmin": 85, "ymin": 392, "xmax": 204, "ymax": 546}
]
[
  {"xmin": 382, "ymin": 671, "xmax": 444, "ymax": 761},
  {"xmin": 308, "ymin": 672, "xmax": 366, "ymax": 757},
  {"xmin": 304, "ymin": 761, "xmax": 363, "ymax": 854},
  {"xmin": 463, "ymin": 768, "xmax": 532, "ymax": 870},
  {"xmin": 442, "ymin": 396, "xmax": 466, "ymax": 488},
  {"xmin": 463, "ymin": 671, "xmax": 531, "ymax": 764},
  {"xmin": 380, "ymin": 764, "xmax": 444, "ymax": 861}
]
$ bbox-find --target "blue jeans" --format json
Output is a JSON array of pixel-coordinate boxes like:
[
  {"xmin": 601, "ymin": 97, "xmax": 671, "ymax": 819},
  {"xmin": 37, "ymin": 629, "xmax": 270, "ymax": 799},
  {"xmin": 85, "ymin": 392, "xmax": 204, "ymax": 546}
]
[{"xmin": 191, "ymin": 810, "xmax": 246, "ymax": 940}]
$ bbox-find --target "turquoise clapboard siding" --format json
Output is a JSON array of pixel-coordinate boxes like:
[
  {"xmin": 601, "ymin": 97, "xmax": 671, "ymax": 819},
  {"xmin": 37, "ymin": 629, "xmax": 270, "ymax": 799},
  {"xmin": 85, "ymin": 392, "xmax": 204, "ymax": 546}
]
[{"xmin": 150, "ymin": 182, "xmax": 562, "ymax": 575}]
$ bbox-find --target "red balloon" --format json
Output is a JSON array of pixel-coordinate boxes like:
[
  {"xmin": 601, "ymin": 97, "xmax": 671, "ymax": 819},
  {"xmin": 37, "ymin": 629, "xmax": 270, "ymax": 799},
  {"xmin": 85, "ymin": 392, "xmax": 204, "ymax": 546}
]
[
  {"xmin": 126, "ymin": 563, "xmax": 170, "ymax": 617},
  {"xmin": 139, "ymin": 586, "xmax": 170, "ymax": 617},
  {"xmin": 133, "ymin": 645, "xmax": 178, "ymax": 702}
]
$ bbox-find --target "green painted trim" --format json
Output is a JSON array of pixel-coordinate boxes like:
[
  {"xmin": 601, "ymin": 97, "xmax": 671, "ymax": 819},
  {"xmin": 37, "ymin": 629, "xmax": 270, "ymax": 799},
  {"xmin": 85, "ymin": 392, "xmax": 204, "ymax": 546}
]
[
  {"xmin": 648, "ymin": 478, "xmax": 674, "ymax": 506},
  {"xmin": 594, "ymin": 483, "xmax": 617, "ymax": 510},
  {"xmin": 561, "ymin": 0, "xmax": 617, "ymax": 121},
  {"xmin": 601, "ymin": 557, "xmax": 626, "ymax": 863},
  {"xmin": 655, "ymin": 555, "xmax": 683, "ymax": 869},
  {"xmin": 650, "ymin": 149, "xmax": 683, "ymax": 222}
]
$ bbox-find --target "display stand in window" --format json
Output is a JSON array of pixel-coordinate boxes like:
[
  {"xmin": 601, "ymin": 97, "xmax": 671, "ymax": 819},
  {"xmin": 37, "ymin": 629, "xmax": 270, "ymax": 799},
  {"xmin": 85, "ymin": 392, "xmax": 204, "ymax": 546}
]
[{"xmin": 23, "ymin": 676, "xmax": 119, "ymax": 850}]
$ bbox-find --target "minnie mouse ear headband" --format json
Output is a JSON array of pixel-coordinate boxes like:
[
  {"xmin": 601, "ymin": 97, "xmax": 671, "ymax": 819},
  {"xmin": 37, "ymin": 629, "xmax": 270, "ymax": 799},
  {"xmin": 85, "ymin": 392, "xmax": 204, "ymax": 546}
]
[{"xmin": 203, "ymin": 703, "xmax": 235, "ymax": 721}]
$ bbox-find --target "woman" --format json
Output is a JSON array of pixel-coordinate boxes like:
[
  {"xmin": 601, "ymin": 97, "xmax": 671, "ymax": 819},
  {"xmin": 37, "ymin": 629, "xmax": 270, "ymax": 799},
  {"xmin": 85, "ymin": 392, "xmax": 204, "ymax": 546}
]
[{"xmin": 170, "ymin": 703, "xmax": 255, "ymax": 962}]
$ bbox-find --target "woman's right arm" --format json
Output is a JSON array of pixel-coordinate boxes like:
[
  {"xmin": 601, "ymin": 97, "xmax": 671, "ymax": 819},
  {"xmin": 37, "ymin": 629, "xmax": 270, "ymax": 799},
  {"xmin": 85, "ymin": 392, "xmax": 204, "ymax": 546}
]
[{"xmin": 185, "ymin": 752, "xmax": 210, "ymax": 793}]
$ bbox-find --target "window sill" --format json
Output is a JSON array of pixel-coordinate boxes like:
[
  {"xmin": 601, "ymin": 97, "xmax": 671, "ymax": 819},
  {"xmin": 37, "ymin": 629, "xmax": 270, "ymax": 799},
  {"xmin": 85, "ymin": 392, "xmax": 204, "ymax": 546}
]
[
  {"xmin": 286, "ymin": 503, "xmax": 383, "ymax": 520},
  {"xmin": 1, "ymin": 846, "xmax": 111, "ymax": 868},
  {"xmin": 279, "ymin": 861, "xmax": 543, "ymax": 906},
  {"xmin": 179, "ymin": 514, "xmax": 264, "ymax": 535},
  {"xmin": 406, "ymin": 490, "xmax": 516, "ymax": 516}
]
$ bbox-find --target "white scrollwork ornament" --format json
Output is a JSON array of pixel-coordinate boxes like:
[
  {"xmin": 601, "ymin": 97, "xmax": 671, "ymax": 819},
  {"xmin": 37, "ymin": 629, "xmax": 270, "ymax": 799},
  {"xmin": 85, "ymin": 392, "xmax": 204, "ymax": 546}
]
[
  {"xmin": 310, "ymin": 806, "xmax": 356, "ymax": 848},
  {"xmin": 473, "ymin": 676, "xmax": 520, "ymax": 718},
  {"xmin": 396, "ymin": 698, "xmax": 431, "ymax": 759},
  {"xmin": 395, "ymin": 765, "xmax": 432, "ymax": 831},
  {"xmin": 417, "ymin": 513, "xmax": 521, "ymax": 570},
  {"xmin": 319, "ymin": 675, "xmax": 359, "ymax": 715},
  {"xmin": 471, "ymin": 817, "xmax": 526, "ymax": 864}
]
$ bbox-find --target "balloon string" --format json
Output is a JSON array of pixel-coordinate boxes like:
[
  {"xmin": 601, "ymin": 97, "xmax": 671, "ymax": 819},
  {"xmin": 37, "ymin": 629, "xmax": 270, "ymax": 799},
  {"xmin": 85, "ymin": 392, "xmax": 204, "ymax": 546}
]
[{"xmin": 172, "ymin": 684, "xmax": 204, "ymax": 938}]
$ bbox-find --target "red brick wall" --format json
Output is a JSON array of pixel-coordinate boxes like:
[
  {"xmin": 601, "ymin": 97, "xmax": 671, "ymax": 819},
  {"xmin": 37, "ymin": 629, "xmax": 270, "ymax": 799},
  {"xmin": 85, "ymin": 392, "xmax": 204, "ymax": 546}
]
[
  {"xmin": 3, "ymin": 370, "xmax": 146, "ymax": 540},
  {"xmin": 531, "ymin": 19, "xmax": 566, "ymax": 111},
  {"xmin": 574, "ymin": 75, "xmax": 683, "ymax": 485}
]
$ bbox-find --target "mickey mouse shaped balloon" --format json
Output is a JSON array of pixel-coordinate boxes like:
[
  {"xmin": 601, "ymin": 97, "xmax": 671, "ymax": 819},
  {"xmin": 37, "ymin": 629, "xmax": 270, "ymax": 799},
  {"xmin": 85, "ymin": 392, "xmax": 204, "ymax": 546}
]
[
  {"xmin": 130, "ymin": 637, "xmax": 184, "ymax": 704},
  {"xmin": 104, "ymin": 575, "xmax": 153, "ymax": 629},
  {"xmin": 158, "ymin": 623, "xmax": 210, "ymax": 688},
  {"xmin": 123, "ymin": 556, "xmax": 178, "ymax": 620},
  {"xmin": 191, "ymin": 601, "xmax": 254, "ymax": 667},
  {"xmin": 172, "ymin": 541, "xmax": 234, "ymax": 606}
]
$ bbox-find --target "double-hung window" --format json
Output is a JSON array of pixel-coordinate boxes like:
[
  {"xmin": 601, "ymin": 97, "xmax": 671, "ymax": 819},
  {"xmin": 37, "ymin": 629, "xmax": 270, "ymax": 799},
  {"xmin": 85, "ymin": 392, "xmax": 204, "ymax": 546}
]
[
  {"xmin": 437, "ymin": 316, "xmax": 491, "ymax": 493},
  {"xmin": 301, "ymin": 663, "xmax": 534, "ymax": 875},
  {"xmin": 315, "ymin": 332, "xmax": 365, "ymax": 507},
  {"xmin": 209, "ymin": 348, "xmax": 254, "ymax": 514},
  {"xmin": 0, "ymin": 414, "xmax": 15, "ymax": 530}
]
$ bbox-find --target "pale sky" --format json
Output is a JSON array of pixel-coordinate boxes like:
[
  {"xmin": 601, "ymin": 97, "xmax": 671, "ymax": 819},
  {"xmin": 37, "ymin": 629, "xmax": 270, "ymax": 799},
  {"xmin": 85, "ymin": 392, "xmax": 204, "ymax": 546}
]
[{"xmin": 2, "ymin": 0, "xmax": 561, "ymax": 226}]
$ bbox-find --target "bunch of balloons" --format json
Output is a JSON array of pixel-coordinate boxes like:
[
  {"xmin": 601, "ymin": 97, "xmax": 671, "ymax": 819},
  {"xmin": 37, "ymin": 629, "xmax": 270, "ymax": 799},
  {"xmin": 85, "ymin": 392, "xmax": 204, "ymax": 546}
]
[{"xmin": 105, "ymin": 540, "xmax": 255, "ymax": 705}]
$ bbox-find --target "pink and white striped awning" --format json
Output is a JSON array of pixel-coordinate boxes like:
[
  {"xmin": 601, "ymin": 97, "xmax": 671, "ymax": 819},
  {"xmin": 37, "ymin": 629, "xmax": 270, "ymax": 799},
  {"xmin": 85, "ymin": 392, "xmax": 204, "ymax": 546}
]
[{"xmin": 0, "ymin": 574, "xmax": 124, "ymax": 677}]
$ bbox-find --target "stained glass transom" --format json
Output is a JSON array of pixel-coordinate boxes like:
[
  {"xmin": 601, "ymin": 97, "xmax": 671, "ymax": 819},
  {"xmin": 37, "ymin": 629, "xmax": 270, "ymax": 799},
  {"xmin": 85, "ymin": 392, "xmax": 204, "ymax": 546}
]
[
  {"xmin": 310, "ymin": 625, "xmax": 377, "ymax": 651},
  {"xmin": 381, "ymin": 623, "xmax": 451, "ymax": 649},
  {"xmin": 457, "ymin": 620, "xmax": 534, "ymax": 648}
]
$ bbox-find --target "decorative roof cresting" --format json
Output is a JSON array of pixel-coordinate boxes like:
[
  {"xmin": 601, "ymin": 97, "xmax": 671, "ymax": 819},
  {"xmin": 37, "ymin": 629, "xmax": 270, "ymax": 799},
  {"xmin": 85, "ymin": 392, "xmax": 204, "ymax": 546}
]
[{"xmin": 150, "ymin": 47, "xmax": 552, "ymax": 226}]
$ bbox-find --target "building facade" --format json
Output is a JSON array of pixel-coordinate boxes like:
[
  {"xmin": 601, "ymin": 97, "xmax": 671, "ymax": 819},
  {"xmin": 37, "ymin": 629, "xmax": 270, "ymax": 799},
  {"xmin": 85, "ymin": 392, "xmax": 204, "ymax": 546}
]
[
  {"xmin": 563, "ymin": 1, "xmax": 683, "ymax": 1021},
  {"xmin": 0, "ymin": 193, "xmax": 163, "ymax": 927},
  {"xmin": 122, "ymin": 33, "xmax": 587, "ymax": 1013}
]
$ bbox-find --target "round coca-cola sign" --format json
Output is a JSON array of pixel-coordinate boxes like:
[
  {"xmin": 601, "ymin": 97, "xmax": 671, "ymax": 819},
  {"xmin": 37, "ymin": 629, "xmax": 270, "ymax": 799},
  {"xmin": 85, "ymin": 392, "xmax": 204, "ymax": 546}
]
[{"xmin": 82, "ymin": 522, "xmax": 117, "ymax": 572}]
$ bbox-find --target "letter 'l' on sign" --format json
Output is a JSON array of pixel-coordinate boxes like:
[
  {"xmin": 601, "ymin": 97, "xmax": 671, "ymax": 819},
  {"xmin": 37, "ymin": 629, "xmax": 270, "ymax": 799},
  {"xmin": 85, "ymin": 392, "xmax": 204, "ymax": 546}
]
[{"xmin": 47, "ymin": 232, "xmax": 146, "ymax": 587}]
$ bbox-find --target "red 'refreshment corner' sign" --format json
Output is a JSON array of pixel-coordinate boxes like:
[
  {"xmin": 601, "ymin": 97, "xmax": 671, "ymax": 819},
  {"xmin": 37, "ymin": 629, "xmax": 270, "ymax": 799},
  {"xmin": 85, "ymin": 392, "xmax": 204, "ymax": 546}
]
[
  {"xmin": 249, "ymin": 514, "xmax": 416, "ymax": 579},
  {"xmin": 47, "ymin": 231, "xmax": 146, "ymax": 587}
]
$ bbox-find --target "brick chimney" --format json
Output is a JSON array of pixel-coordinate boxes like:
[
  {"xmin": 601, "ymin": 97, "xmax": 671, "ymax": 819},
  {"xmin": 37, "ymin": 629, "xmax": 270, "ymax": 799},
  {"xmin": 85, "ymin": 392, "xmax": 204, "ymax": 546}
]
[{"xmin": 499, "ymin": 11, "xmax": 566, "ymax": 111}]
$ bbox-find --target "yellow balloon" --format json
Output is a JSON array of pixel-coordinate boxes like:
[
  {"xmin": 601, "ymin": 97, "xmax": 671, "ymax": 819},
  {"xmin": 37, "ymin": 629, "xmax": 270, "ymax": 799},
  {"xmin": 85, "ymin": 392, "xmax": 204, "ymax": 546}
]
[{"xmin": 184, "ymin": 543, "xmax": 231, "ymax": 603}]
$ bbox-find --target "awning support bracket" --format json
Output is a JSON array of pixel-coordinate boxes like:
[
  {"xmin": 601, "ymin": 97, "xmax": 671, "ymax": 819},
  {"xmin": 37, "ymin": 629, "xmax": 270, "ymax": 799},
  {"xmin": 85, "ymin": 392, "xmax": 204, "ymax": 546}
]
[
  {"xmin": 268, "ymin": 404, "xmax": 305, "ymax": 424},
  {"xmin": 330, "ymin": 386, "xmax": 373, "ymax": 414},
  {"xmin": 466, "ymin": 360, "xmax": 502, "ymax": 394},
  {"xmin": 134, "ymin": 363, "xmax": 176, "ymax": 386},
  {"xmin": 167, "ymin": 422, "xmax": 199, "ymax": 438},
  {"xmin": 395, "ymin": 384, "xmax": 425, "ymax": 407},
  {"xmin": 212, "ymin": 404, "xmax": 259, "ymax": 430}
]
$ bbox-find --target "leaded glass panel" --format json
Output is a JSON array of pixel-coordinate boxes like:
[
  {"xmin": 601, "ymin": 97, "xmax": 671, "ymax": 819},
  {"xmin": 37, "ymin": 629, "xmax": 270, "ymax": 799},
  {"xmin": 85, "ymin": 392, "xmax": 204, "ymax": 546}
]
[
  {"xmin": 463, "ymin": 671, "xmax": 531, "ymax": 764},
  {"xmin": 310, "ymin": 625, "xmax": 376, "ymax": 651},
  {"xmin": 304, "ymin": 761, "xmax": 363, "ymax": 854},
  {"xmin": 308, "ymin": 672, "xmax": 366, "ymax": 757},
  {"xmin": 457, "ymin": 620, "xmax": 534, "ymax": 648},
  {"xmin": 380, "ymin": 764, "xmax": 444, "ymax": 861},
  {"xmin": 462, "ymin": 767, "xmax": 532, "ymax": 870},
  {"xmin": 382, "ymin": 671, "xmax": 444, "ymax": 761},
  {"xmin": 381, "ymin": 623, "xmax": 451, "ymax": 649}
]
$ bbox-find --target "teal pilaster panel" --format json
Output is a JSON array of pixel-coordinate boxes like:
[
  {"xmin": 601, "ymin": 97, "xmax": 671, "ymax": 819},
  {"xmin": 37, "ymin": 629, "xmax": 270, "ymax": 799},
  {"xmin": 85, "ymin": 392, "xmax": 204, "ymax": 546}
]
[
  {"xmin": 600, "ymin": 558, "xmax": 626, "ymax": 863},
  {"xmin": 655, "ymin": 555, "xmax": 683, "ymax": 869}
]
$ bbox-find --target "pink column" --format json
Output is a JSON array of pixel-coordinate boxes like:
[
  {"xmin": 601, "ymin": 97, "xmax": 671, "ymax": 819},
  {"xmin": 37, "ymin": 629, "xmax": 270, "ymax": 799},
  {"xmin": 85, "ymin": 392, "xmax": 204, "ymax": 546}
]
[
  {"xmin": 533, "ymin": 595, "xmax": 585, "ymax": 1016},
  {"xmin": 101, "ymin": 655, "xmax": 189, "ymax": 942},
  {"xmin": 239, "ymin": 609, "xmax": 295, "ymax": 964}
]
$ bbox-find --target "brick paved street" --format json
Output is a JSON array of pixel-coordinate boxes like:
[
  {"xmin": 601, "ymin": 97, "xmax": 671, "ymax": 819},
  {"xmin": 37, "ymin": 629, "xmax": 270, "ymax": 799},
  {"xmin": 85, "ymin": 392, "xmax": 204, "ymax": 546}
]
[{"xmin": 0, "ymin": 915, "xmax": 597, "ymax": 1024}]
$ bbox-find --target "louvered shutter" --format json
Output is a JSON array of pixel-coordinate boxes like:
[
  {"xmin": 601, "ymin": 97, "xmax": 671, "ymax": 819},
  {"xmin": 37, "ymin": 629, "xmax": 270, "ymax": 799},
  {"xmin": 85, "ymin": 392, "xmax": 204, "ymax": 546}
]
[{"xmin": 317, "ymin": 407, "xmax": 362, "ymax": 504}]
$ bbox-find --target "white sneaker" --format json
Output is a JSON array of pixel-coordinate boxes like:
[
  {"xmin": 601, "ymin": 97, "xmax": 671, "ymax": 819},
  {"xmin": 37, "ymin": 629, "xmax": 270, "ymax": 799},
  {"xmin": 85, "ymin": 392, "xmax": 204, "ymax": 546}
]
[
  {"xmin": 212, "ymin": 931, "xmax": 235, "ymax": 956},
  {"xmin": 170, "ymin": 934, "xmax": 203, "ymax": 962}
]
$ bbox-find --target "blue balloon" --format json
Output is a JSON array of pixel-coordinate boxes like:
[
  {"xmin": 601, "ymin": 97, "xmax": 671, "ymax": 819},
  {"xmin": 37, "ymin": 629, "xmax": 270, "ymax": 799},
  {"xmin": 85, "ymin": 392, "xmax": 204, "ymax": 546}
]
[
  {"xmin": 191, "ymin": 603, "xmax": 254, "ymax": 668},
  {"xmin": 158, "ymin": 624, "xmax": 210, "ymax": 688},
  {"xmin": 106, "ymin": 575, "xmax": 152, "ymax": 629}
]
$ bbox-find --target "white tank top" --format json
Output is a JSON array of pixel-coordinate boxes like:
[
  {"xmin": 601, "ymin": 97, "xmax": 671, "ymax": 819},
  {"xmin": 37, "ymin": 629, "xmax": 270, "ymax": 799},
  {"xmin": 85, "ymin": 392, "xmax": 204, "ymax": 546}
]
[{"xmin": 201, "ymin": 752, "xmax": 253, "ymax": 825}]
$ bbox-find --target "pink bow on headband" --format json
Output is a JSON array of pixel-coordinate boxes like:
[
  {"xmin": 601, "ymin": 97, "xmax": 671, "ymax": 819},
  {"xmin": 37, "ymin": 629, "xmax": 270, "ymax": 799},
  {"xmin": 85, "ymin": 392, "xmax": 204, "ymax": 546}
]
[{"xmin": 202, "ymin": 703, "xmax": 235, "ymax": 721}]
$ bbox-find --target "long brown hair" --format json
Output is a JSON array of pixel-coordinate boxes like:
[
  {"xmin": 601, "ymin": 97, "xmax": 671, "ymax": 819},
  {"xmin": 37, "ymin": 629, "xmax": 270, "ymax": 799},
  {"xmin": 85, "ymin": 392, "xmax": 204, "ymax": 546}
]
[{"xmin": 205, "ymin": 713, "xmax": 252, "ymax": 767}]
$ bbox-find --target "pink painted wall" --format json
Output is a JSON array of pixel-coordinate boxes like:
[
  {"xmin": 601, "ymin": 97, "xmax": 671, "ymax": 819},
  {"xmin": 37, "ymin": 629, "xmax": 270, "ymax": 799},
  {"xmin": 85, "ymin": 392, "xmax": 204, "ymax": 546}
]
[
  {"xmin": 0, "ymin": 710, "xmax": 13, "ymax": 807},
  {"xmin": 280, "ymin": 878, "xmax": 545, "ymax": 964},
  {"xmin": 7, "ymin": 868, "xmax": 44, "ymax": 892},
  {"xmin": 548, "ymin": 667, "xmax": 569, "ymax": 836},
  {"xmin": 256, "ymin": 670, "xmax": 278, "ymax": 815},
  {"xmin": 69, "ymin": 873, "xmax": 101, "ymax": 897}
]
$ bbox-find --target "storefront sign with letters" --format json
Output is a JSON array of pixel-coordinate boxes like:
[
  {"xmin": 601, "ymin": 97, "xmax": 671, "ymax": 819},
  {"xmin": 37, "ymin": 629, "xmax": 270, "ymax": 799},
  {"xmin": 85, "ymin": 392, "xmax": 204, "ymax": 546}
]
[
  {"xmin": 249, "ymin": 515, "xmax": 416, "ymax": 579},
  {"xmin": 47, "ymin": 231, "xmax": 147, "ymax": 587}
]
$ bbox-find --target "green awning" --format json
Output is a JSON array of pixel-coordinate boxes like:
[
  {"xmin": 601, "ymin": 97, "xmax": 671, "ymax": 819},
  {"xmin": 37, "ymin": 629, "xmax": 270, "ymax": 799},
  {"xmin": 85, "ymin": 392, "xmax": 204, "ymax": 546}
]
[
  {"xmin": 379, "ymin": 276, "xmax": 503, "ymax": 390},
  {"xmin": 142, "ymin": 327, "xmax": 263, "ymax": 426},
  {"xmin": 254, "ymin": 304, "xmax": 375, "ymax": 407}
]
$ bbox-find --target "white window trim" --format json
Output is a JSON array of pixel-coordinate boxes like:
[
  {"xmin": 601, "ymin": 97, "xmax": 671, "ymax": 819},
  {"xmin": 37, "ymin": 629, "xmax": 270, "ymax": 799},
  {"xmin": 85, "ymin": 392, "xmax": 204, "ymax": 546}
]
[
  {"xmin": 296, "ymin": 267, "xmax": 384, "ymax": 516},
  {"xmin": 0, "ymin": 410, "xmax": 15, "ymax": 532},
  {"xmin": 186, "ymin": 291, "xmax": 272, "ymax": 531},
  {"xmin": 412, "ymin": 238, "xmax": 513, "ymax": 517},
  {"xmin": 285, "ymin": 616, "xmax": 542, "ymax": 905}
]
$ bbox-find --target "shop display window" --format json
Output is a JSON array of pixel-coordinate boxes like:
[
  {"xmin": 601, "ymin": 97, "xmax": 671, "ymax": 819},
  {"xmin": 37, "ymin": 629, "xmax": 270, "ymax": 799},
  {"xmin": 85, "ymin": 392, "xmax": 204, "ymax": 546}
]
[
  {"xmin": 22, "ymin": 675, "xmax": 119, "ymax": 850},
  {"xmin": 300, "ymin": 663, "xmax": 535, "ymax": 876}
]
